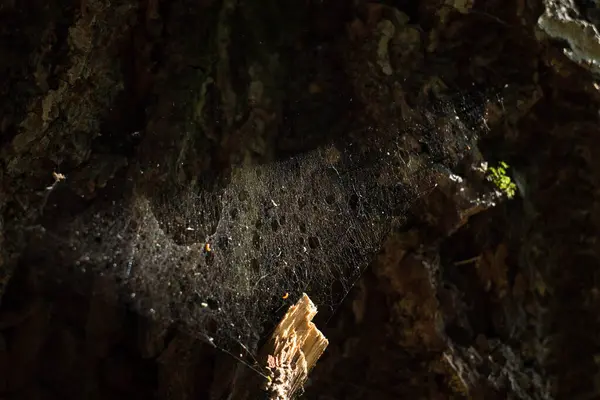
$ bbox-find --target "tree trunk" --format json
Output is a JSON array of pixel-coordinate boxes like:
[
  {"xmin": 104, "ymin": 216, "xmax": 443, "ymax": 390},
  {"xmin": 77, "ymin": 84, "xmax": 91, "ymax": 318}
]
[{"xmin": 1, "ymin": 0, "xmax": 599, "ymax": 398}]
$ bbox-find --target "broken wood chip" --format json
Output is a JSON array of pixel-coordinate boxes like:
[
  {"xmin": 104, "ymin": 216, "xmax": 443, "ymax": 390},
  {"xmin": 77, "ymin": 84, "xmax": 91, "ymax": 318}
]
[
  {"xmin": 262, "ymin": 293, "xmax": 329, "ymax": 399},
  {"xmin": 229, "ymin": 293, "xmax": 329, "ymax": 400}
]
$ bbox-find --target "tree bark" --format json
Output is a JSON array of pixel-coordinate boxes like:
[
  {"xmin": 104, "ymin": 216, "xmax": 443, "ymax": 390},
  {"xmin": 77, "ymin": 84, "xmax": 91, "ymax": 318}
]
[{"xmin": 1, "ymin": 0, "xmax": 600, "ymax": 398}]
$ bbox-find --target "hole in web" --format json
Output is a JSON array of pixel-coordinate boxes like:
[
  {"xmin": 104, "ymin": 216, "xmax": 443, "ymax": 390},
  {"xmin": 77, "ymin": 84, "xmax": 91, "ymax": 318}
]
[
  {"xmin": 239, "ymin": 189, "xmax": 250, "ymax": 202},
  {"xmin": 298, "ymin": 196, "xmax": 308, "ymax": 209},
  {"xmin": 217, "ymin": 235, "xmax": 231, "ymax": 250},
  {"xmin": 349, "ymin": 193, "xmax": 359, "ymax": 212},
  {"xmin": 250, "ymin": 258, "xmax": 260, "ymax": 274},
  {"xmin": 271, "ymin": 218, "xmax": 280, "ymax": 232},
  {"xmin": 299, "ymin": 221, "xmax": 307, "ymax": 233},
  {"xmin": 252, "ymin": 231, "xmax": 261, "ymax": 249}
]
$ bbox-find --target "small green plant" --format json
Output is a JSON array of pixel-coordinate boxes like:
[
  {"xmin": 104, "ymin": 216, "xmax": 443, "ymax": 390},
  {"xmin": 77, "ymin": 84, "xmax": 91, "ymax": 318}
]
[{"xmin": 487, "ymin": 161, "xmax": 517, "ymax": 199}]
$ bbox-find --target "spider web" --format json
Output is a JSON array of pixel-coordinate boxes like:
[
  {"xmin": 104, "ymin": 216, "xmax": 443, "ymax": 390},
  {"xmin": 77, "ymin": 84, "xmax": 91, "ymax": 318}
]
[{"xmin": 25, "ymin": 85, "xmax": 504, "ymax": 367}]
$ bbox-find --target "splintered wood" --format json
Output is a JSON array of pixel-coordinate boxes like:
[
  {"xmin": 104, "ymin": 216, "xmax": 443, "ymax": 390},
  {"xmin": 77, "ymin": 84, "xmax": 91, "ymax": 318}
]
[
  {"xmin": 229, "ymin": 293, "xmax": 329, "ymax": 400},
  {"xmin": 262, "ymin": 293, "xmax": 329, "ymax": 399}
]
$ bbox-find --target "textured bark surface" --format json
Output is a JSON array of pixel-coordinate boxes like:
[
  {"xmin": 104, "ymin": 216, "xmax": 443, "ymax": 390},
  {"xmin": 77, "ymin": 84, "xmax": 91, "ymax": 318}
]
[{"xmin": 1, "ymin": 0, "xmax": 599, "ymax": 399}]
